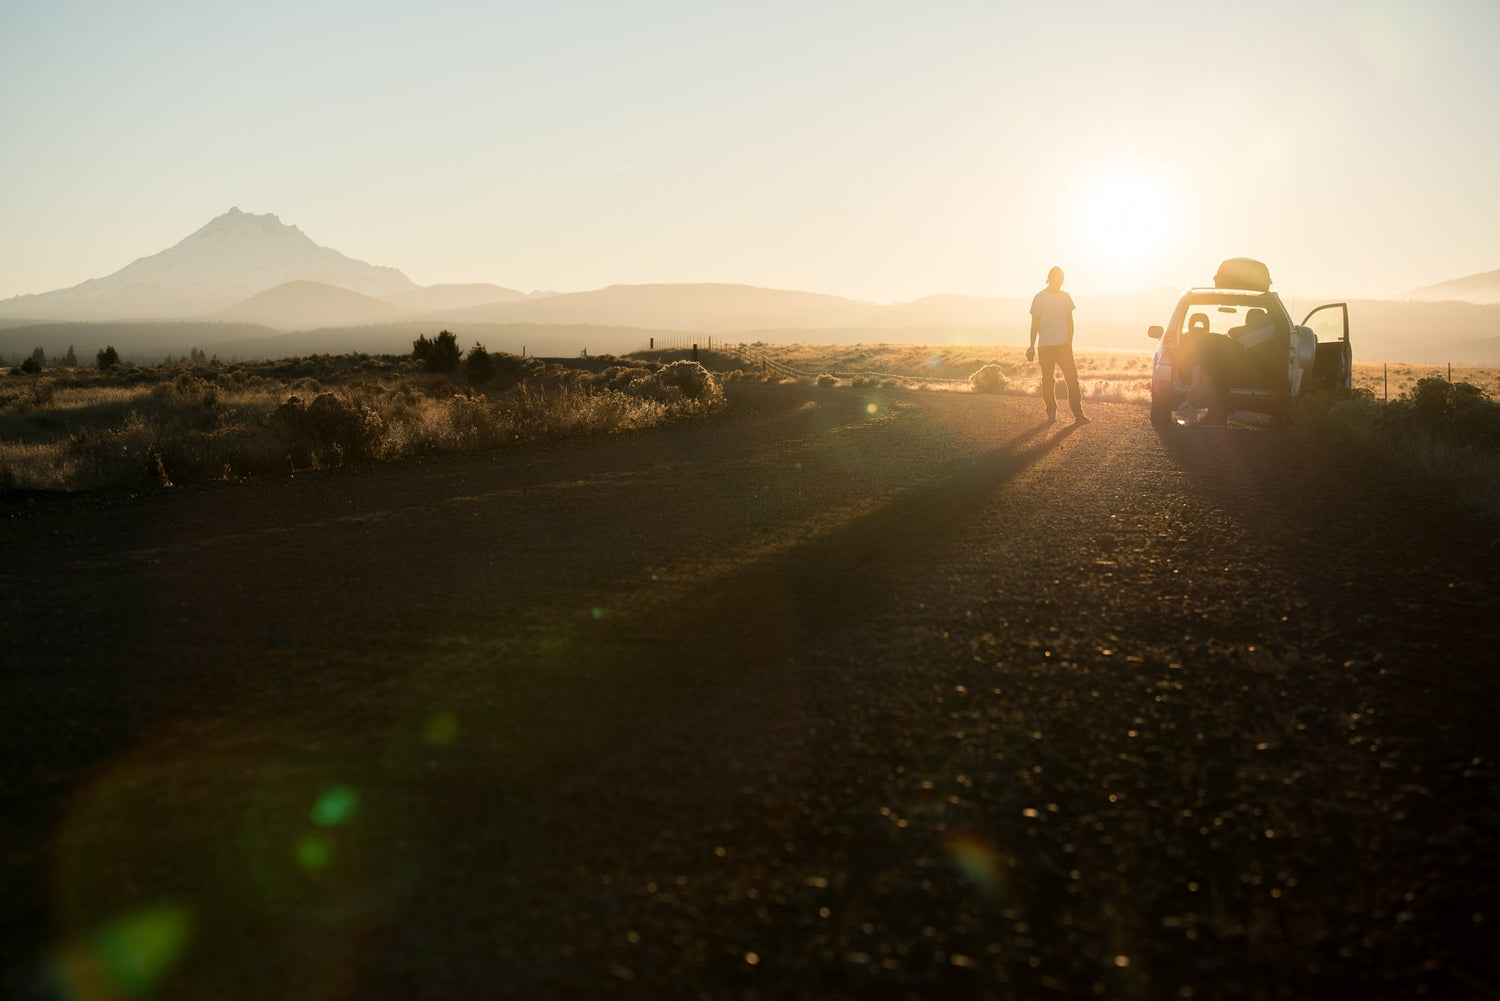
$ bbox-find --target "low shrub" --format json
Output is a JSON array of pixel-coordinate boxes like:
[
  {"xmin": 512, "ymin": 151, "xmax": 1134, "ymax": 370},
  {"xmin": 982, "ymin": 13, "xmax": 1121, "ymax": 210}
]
[
  {"xmin": 968, "ymin": 364, "xmax": 1007, "ymax": 393},
  {"xmin": 173, "ymin": 372, "xmax": 219, "ymax": 407},
  {"xmin": 29, "ymin": 379, "xmax": 57, "ymax": 408},
  {"xmin": 67, "ymin": 412, "xmax": 172, "ymax": 489},
  {"xmin": 646, "ymin": 361, "xmax": 722, "ymax": 404},
  {"xmin": 1293, "ymin": 380, "xmax": 1500, "ymax": 519},
  {"xmin": 595, "ymin": 365, "xmax": 654, "ymax": 393},
  {"xmin": 1390, "ymin": 376, "xmax": 1500, "ymax": 448},
  {"xmin": 490, "ymin": 352, "xmax": 547, "ymax": 389},
  {"xmin": 3, "ymin": 352, "xmax": 728, "ymax": 492},
  {"xmin": 266, "ymin": 392, "xmax": 387, "ymax": 463}
]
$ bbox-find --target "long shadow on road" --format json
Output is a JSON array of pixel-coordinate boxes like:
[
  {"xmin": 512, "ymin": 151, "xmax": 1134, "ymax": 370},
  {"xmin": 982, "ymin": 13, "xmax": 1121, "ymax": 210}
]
[
  {"xmin": 360, "ymin": 413, "xmax": 1082, "ymax": 800},
  {"xmin": 439, "ymin": 414, "xmax": 1095, "ymax": 808},
  {"xmin": 585, "ymin": 416, "xmax": 1078, "ymax": 679},
  {"xmin": 1, "ymin": 407, "xmax": 1088, "ymax": 1000}
]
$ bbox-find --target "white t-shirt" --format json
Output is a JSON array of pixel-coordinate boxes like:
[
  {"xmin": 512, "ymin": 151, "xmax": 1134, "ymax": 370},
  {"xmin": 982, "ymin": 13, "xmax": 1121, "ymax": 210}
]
[{"xmin": 1030, "ymin": 288, "xmax": 1075, "ymax": 347}]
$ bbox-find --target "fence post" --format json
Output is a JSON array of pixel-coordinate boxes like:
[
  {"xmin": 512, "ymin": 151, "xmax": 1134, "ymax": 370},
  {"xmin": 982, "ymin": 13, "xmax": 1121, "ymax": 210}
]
[
  {"xmin": 650, "ymin": 337, "xmax": 654, "ymax": 351},
  {"xmin": 1384, "ymin": 362, "xmax": 1388, "ymax": 401},
  {"xmin": 1448, "ymin": 362, "xmax": 1452, "ymax": 382},
  {"xmin": 692, "ymin": 343, "xmax": 698, "ymax": 363}
]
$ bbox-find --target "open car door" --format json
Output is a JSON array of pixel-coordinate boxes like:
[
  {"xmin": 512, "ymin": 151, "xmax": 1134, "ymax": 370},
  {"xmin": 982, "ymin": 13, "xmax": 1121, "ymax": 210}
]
[{"xmin": 1302, "ymin": 303, "xmax": 1351, "ymax": 390}]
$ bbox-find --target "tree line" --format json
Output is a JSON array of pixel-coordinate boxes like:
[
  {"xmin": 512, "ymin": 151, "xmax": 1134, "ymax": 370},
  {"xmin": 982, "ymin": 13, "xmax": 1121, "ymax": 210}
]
[{"xmin": 10, "ymin": 345, "xmax": 216, "ymax": 373}]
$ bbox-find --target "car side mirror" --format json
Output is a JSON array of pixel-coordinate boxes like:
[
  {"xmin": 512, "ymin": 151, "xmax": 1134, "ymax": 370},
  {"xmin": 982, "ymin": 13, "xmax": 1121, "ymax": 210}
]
[{"xmin": 1147, "ymin": 325, "xmax": 1164, "ymax": 339}]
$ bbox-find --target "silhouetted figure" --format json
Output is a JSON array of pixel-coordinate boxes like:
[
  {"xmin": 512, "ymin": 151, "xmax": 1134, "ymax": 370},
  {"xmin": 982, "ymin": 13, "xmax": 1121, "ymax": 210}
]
[
  {"xmin": 1183, "ymin": 312, "xmax": 1228, "ymax": 422},
  {"xmin": 1231, "ymin": 307, "xmax": 1280, "ymax": 387},
  {"xmin": 1193, "ymin": 308, "xmax": 1279, "ymax": 423},
  {"xmin": 1230, "ymin": 307, "xmax": 1274, "ymax": 349},
  {"xmin": 1027, "ymin": 267, "xmax": 1089, "ymax": 424},
  {"xmin": 1193, "ymin": 341, "xmax": 1234, "ymax": 424}
]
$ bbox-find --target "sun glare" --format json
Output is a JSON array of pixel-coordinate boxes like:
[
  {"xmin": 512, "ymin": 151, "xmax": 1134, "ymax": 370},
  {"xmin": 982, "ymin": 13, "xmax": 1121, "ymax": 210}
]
[{"xmin": 1071, "ymin": 173, "xmax": 1178, "ymax": 278}]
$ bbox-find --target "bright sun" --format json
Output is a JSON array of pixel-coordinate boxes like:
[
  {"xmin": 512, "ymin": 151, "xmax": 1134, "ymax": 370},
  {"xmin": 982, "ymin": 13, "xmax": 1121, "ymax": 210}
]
[{"xmin": 1071, "ymin": 173, "xmax": 1178, "ymax": 273}]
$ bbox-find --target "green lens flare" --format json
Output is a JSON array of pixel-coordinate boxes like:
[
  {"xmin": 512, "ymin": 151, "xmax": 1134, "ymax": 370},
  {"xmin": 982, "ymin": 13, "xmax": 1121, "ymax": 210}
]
[
  {"xmin": 945, "ymin": 833, "xmax": 1006, "ymax": 897},
  {"xmin": 424, "ymin": 712, "xmax": 461, "ymax": 746},
  {"xmin": 53, "ymin": 904, "xmax": 193, "ymax": 1000},
  {"xmin": 295, "ymin": 835, "xmax": 333, "ymax": 871},
  {"xmin": 310, "ymin": 786, "xmax": 359, "ymax": 827}
]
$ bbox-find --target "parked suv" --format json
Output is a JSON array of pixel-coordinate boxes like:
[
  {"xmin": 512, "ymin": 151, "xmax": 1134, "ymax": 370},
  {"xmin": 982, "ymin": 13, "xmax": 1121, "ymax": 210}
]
[{"xmin": 1147, "ymin": 259, "xmax": 1351, "ymax": 426}]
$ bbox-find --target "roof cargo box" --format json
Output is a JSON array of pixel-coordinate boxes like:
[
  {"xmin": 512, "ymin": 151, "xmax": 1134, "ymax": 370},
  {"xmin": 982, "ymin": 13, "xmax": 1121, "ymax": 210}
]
[{"xmin": 1214, "ymin": 258, "xmax": 1272, "ymax": 291}]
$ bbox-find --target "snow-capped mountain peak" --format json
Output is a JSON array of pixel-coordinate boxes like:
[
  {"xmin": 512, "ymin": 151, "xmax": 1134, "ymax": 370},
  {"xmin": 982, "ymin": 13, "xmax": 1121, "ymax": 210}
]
[
  {"xmin": 113, "ymin": 207, "xmax": 417, "ymax": 298},
  {"xmin": 0, "ymin": 208, "xmax": 418, "ymax": 319}
]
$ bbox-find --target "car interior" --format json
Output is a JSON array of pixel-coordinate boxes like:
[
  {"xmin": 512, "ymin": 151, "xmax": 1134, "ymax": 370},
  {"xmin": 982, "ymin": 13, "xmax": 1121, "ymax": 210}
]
[{"xmin": 1177, "ymin": 302, "xmax": 1289, "ymax": 394}]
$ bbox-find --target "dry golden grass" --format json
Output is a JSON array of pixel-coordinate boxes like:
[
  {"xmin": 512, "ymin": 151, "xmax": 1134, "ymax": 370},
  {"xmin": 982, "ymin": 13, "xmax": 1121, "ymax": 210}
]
[
  {"xmin": 1355, "ymin": 361, "xmax": 1500, "ymax": 401},
  {"xmin": 732, "ymin": 344, "xmax": 1500, "ymax": 520},
  {"xmin": 9, "ymin": 347, "xmax": 1496, "ymax": 518},
  {"xmin": 729, "ymin": 344, "xmax": 1500, "ymax": 405},
  {"xmin": 0, "ymin": 354, "xmax": 722, "ymax": 492},
  {"xmin": 729, "ymin": 343, "xmax": 1154, "ymax": 403}
]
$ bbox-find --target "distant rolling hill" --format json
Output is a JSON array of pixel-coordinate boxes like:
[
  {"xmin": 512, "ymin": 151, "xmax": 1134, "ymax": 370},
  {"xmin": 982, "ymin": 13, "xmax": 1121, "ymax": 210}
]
[
  {"xmin": 4, "ymin": 206, "xmax": 1495, "ymax": 364},
  {"xmin": 385, "ymin": 283, "xmax": 532, "ymax": 313},
  {"xmin": 7, "ymin": 292, "xmax": 1497, "ymax": 366},
  {"xmin": 1285, "ymin": 298, "xmax": 1500, "ymax": 366},
  {"xmin": 438, "ymin": 283, "xmax": 883, "ymax": 332},
  {"xmin": 201, "ymin": 323, "xmax": 691, "ymax": 361},
  {"xmin": 1398, "ymin": 267, "xmax": 1500, "ymax": 305},
  {"xmin": 211, "ymin": 281, "xmax": 411, "ymax": 330}
]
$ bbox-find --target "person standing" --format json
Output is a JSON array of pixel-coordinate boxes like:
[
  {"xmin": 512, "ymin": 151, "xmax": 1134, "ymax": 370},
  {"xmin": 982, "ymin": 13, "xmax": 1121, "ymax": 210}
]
[{"xmin": 1027, "ymin": 266, "xmax": 1089, "ymax": 424}]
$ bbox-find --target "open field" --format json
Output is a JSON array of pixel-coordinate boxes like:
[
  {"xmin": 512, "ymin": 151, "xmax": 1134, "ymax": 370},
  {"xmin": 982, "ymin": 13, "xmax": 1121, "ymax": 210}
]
[
  {"xmin": 3, "ymin": 383, "xmax": 1496, "ymax": 999},
  {"xmin": 726, "ymin": 343, "xmax": 1500, "ymax": 403},
  {"xmin": 6, "ymin": 344, "xmax": 1498, "ymax": 525},
  {"xmin": 723, "ymin": 345, "xmax": 1500, "ymax": 523},
  {"xmin": 1354, "ymin": 360, "xmax": 1500, "ymax": 401}
]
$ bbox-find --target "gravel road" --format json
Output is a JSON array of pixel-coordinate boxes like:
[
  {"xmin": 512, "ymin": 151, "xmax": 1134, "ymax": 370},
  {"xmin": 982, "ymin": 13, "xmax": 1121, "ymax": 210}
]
[{"xmin": 3, "ymin": 381, "xmax": 1498, "ymax": 1000}]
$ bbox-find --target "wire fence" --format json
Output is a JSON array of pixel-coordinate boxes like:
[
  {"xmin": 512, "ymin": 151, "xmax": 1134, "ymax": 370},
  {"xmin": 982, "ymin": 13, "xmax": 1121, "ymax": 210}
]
[{"xmin": 636, "ymin": 335, "xmax": 741, "ymax": 353}]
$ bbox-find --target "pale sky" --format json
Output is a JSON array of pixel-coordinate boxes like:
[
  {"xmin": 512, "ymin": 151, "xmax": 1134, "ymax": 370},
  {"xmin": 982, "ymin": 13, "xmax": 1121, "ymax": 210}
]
[{"xmin": 2, "ymin": 0, "xmax": 1496, "ymax": 303}]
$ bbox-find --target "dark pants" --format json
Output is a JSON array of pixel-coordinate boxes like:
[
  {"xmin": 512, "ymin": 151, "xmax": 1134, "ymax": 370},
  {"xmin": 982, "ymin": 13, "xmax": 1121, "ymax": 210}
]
[
  {"xmin": 1194, "ymin": 334, "xmax": 1245, "ymax": 422},
  {"xmin": 1037, "ymin": 344, "xmax": 1083, "ymax": 417}
]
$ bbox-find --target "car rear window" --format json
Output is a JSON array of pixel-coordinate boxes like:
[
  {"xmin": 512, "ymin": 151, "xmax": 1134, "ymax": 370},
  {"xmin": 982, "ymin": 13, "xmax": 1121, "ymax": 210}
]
[{"xmin": 1177, "ymin": 297, "xmax": 1282, "ymax": 337}]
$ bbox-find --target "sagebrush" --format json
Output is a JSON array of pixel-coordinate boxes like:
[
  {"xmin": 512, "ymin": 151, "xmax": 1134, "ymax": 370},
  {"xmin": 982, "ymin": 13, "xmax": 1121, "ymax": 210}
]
[{"xmin": 0, "ymin": 352, "xmax": 723, "ymax": 492}]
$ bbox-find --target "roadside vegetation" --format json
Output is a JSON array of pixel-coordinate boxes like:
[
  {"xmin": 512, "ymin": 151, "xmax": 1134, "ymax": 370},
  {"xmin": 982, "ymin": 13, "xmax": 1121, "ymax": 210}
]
[
  {"xmin": 7, "ymin": 335, "xmax": 1496, "ymax": 515},
  {"xmin": 719, "ymin": 343, "xmax": 1157, "ymax": 401},
  {"xmin": 723, "ymin": 343, "xmax": 1500, "ymax": 401},
  {"xmin": 732, "ymin": 343, "xmax": 1500, "ymax": 519},
  {"xmin": 0, "ymin": 340, "xmax": 722, "ymax": 493},
  {"xmin": 1290, "ymin": 377, "xmax": 1500, "ymax": 518}
]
